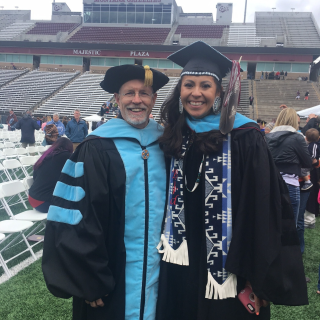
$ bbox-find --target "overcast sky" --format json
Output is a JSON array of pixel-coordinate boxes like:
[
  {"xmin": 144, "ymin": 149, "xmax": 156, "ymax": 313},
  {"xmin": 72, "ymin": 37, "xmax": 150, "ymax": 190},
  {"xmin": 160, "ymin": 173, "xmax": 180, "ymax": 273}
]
[{"xmin": 0, "ymin": 0, "xmax": 319, "ymax": 25}]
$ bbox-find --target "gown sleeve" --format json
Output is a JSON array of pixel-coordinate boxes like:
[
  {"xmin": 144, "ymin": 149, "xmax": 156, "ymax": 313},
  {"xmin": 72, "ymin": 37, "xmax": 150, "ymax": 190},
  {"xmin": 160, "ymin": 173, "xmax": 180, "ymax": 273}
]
[
  {"xmin": 42, "ymin": 138, "xmax": 115, "ymax": 302},
  {"xmin": 226, "ymin": 126, "xmax": 308, "ymax": 306}
]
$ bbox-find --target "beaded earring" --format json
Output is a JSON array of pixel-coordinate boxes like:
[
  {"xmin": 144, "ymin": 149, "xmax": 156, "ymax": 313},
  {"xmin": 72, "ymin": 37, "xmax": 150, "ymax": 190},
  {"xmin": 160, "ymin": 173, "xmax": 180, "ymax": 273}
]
[
  {"xmin": 212, "ymin": 96, "xmax": 222, "ymax": 114},
  {"xmin": 179, "ymin": 97, "xmax": 183, "ymax": 114}
]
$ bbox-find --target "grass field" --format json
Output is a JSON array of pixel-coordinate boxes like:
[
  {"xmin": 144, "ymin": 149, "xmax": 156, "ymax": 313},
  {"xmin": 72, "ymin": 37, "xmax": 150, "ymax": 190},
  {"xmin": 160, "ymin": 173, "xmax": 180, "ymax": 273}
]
[{"xmin": 1, "ymin": 218, "xmax": 320, "ymax": 319}]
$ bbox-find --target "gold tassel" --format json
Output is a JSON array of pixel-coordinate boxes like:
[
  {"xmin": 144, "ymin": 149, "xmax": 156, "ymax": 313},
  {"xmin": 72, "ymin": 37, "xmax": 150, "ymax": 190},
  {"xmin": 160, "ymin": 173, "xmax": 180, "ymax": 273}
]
[{"xmin": 144, "ymin": 65, "xmax": 153, "ymax": 87}]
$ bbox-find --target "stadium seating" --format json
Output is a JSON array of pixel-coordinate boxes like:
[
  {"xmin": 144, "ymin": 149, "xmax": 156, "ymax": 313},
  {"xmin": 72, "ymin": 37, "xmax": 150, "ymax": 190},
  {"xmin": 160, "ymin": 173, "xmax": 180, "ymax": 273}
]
[
  {"xmin": 68, "ymin": 26, "xmax": 171, "ymax": 44},
  {"xmin": 227, "ymin": 24, "xmax": 262, "ymax": 47},
  {"xmin": 0, "ymin": 13, "xmax": 30, "ymax": 31},
  {"xmin": 0, "ymin": 70, "xmax": 80, "ymax": 114},
  {"xmin": 0, "ymin": 69, "xmax": 29, "ymax": 88},
  {"xmin": 0, "ymin": 22, "xmax": 34, "ymax": 41},
  {"xmin": 26, "ymin": 23, "xmax": 79, "ymax": 35},
  {"xmin": 175, "ymin": 25, "xmax": 227, "ymax": 39}
]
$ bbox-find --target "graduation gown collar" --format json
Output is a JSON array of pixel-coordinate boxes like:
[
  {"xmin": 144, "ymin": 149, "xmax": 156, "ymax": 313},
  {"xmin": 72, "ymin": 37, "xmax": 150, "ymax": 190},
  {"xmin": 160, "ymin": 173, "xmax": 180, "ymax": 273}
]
[
  {"xmin": 90, "ymin": 118, "xmax": 164, "ymax": 146},
  {"xmin": 186, "ymin": 112, "xmax": 254, "ymax": 133}
]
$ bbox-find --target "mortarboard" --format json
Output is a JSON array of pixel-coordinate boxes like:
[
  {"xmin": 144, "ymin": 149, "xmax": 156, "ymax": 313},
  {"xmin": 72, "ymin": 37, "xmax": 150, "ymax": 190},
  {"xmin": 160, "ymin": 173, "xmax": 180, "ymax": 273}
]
[
  {"xmin": 100, "ymin": 64, "xmax": 169, "ymax": 93},
  {"xmin": 167, "ymin": 41, "xmax": 241, "ymax": 82}
]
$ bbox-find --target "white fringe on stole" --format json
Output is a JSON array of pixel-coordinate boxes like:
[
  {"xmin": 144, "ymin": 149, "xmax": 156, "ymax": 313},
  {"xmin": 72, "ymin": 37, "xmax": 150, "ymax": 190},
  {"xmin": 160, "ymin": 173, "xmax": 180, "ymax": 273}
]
[
  {"xmin": 157, "ymin": 234, "xmax": 189, "ymax": 266},
  {"xmin": 205, "ymin": 271, "xmax": 237, "ymax": 300}
]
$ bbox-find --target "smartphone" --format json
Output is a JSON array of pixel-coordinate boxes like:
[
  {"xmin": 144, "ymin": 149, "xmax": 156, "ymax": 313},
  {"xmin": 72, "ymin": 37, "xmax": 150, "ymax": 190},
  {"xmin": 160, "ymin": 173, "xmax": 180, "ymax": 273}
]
[{"xmin": 238, "ymin": 286, "xmax": 256, "ymax": 314}]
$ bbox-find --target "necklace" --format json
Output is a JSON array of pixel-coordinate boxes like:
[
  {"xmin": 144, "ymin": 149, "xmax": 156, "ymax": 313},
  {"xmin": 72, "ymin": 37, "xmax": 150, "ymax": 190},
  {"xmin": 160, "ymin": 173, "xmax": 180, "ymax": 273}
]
[{"xmin": 185, "ymin": 154, "xmax": 205, "ymax": 192}]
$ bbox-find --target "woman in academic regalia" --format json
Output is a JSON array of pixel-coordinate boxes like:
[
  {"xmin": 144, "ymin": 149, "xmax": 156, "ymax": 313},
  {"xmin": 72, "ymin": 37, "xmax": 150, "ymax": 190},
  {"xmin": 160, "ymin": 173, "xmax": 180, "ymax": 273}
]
[{"xmin": 156, "ymin": 41, "xmax": 308, "ymax": 320}]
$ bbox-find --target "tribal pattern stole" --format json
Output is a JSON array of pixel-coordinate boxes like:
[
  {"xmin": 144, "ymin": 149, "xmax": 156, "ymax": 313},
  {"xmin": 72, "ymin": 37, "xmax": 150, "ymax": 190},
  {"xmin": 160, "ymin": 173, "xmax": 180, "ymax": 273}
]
[{"xmin": 157, "ymin": 134, "xmax": 237, "ymax": 300}]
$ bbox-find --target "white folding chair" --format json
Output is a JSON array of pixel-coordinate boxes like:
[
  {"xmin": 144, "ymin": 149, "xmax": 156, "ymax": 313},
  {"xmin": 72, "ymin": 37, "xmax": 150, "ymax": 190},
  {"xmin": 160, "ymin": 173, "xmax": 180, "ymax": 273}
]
[
  {"xmin": 0, "ymin": 163, "xmax": 11, "ymax": 182},
  {"xmin": 2, "ymin": 159, "xmax": 29, "ymax": 181},
  {"xmin": 44, "ymin": 145, "xmax": 52, "ymax": 151},
  {"xmin": 37, "ymin": 146, "xmax": 46, "ymax": 154},
  {"xmin": 2, "ymin": 148, "xmax": 17, "ymax": 159},
  {"xmin": 16, "ymin": 148, "xmax": 28, "ymax": 158},
  {"xmin": 0, "ymin": 220, "xmax": 36, "ymax": 278},
  {"xmin": 26, "ymin": 146, "xmax": 39, "ymax": 156},
  {"xmin": 19, "ymin": 156, "xmax": 38, "ymax": 177},
  {"xmin": 4, "ymin": 142, "xmax": 15, "ymax": 149},
  {"xmin": 0, "ymin": 143, "xmax": 4, "ymax": 150},
  {"xmin": 0, "ymin": 181, "xmax": 47, "ymax": 237}
]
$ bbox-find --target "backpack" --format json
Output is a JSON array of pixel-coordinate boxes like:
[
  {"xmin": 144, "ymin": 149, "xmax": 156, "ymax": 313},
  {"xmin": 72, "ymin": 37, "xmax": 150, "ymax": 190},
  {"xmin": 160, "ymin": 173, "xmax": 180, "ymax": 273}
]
[{"xmin": 45, "ymin": 124, "xmax": 59, "ymax": 145}]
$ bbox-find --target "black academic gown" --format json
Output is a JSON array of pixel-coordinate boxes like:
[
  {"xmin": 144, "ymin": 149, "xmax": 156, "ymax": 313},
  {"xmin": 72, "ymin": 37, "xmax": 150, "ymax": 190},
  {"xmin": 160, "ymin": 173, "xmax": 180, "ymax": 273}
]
[{"xmin": 156, "ymin": 123, "xmax": 308, "ymax": 320}]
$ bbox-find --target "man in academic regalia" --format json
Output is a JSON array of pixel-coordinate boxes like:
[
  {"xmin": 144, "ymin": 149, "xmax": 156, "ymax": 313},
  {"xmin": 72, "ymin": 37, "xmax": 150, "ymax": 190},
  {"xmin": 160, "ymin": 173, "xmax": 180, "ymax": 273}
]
[{"xmin": 42, "ymin": 65, "xmax": 169, "ymax": 320}]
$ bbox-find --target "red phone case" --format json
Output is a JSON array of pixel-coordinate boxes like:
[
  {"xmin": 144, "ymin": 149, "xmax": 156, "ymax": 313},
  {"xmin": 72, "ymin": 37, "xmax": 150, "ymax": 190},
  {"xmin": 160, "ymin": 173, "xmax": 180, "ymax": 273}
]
[{"xmin": 238, "ymin": 286, "xmax": 256, "ymax": 314}]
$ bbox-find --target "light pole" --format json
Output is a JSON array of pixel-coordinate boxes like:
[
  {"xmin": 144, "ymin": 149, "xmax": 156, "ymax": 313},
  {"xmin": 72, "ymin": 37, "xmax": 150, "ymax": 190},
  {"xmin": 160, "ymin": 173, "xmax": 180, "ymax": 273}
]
[
  {"xmin": 272, "ymin": 8, "xmax": 276, "ymax": 13},
  {"xmin": 291, "ymin": 8, "xmax": 295, "ymax": 12},
  {"xmin": 244, "ymin": 0, "xmax": 248, "ymax": 23}
]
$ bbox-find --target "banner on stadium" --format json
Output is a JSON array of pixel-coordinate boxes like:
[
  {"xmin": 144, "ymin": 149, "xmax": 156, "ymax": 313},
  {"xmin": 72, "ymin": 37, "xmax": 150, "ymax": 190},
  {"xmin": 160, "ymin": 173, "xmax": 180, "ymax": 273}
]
[
  {"xmin": 83, "ymin": 0, "xmax": 172, "ymax": 4},
  {"xmin": 52, "ymin": 2, "xmax": 72, "ymax": 12}
]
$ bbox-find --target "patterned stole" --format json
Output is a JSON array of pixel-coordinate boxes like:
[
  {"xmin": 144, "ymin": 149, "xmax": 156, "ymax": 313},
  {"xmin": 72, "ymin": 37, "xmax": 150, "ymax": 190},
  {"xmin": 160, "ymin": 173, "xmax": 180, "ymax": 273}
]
[{"xmin": 157, "ymin": 134, "xmax": 237, "ymax": 300}]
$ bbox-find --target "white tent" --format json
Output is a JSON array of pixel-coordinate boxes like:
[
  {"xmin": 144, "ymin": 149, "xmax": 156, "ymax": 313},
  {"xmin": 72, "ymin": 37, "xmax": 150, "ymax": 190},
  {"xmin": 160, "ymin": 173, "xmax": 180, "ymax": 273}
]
[{"xmin": 297, "ymin": 105, "xmax": 320, "ymax": 118}]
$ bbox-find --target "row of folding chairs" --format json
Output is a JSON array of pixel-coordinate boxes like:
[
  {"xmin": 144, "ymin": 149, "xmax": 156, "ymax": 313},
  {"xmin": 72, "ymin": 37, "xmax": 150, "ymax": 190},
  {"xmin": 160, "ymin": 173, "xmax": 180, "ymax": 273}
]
[
  {"xmin": 0, "ymin": 179, "xmax": 47, "ymax": 278},
  {"xmin": 0, "ymin": 146, "xmax": 51, "ymax": 161}
]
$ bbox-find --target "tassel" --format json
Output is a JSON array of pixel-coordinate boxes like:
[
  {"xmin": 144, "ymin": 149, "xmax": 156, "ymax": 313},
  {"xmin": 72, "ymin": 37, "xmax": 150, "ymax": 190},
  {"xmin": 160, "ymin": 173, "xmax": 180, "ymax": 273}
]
[
  {"xmin": 144, "ymin": 65, "xmax": 153, "ymax": 87},
  {"xmin": 205, "ymin": 271, "xmax": 237, "ymax": 300},
  {"xmin": 157, "ymin": 234, "xmax": 189, "ymax": 266}
]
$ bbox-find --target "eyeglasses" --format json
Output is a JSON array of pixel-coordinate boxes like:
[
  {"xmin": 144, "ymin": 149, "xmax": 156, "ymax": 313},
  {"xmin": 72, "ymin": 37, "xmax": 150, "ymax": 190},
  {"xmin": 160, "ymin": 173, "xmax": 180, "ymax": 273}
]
[{"xmin": 120, "ymin": 91, "xmax": 153, "ymax": 100}]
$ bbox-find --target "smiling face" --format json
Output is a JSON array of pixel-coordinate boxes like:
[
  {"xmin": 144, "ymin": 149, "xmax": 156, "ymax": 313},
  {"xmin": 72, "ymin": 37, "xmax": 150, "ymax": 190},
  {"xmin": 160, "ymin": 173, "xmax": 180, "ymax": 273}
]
[
  {"xmin": 115, "ymin": 79, "xmax": 157, "ymax": 129},
  {"xmin": 180, "ymin": 75, "xmax": 220, "ymax": 119}
]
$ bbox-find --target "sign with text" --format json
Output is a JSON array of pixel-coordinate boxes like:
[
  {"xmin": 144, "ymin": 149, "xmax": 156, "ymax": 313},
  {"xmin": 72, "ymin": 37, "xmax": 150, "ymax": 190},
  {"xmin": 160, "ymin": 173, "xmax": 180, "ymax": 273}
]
[
  {"xmin": 83, "ymin": 0, "xmax": 172, "ymax": 4},
  {"xmin": 73, "ymin": 49, "xmax": 102, "ymax": 55}
]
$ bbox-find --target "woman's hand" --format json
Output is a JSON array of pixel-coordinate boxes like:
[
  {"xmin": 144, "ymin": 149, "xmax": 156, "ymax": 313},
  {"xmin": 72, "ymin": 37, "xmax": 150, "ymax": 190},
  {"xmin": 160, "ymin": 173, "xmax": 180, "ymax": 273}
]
[
  {"xmin": 85, "ymin": 295, "xmax": 108, "ymax": 308},
  {"xmin": 246, "ymin": 281, "xmax": 269, "ymax": 315}
]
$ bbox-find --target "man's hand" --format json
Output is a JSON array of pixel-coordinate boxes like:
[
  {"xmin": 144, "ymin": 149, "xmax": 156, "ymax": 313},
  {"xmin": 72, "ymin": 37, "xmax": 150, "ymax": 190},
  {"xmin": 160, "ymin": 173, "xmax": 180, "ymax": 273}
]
[{"xmin": 85, "ymin": 295, "xmax": 108, "ymax": 308}]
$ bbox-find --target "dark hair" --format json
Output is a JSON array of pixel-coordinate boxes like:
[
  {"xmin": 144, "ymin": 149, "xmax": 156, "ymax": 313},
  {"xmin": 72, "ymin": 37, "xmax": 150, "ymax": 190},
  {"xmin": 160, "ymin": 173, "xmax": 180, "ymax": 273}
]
[
  {"xmin": 34, "ymin": 137, "xmax": 73, "ymax": 170},
  {"xmin": 159, "ymin": 77, "xmax": 226, "ymax": 158},
  {"xmin": 306, "ymin": 128, "xmax": 320, "ymax": 143}
]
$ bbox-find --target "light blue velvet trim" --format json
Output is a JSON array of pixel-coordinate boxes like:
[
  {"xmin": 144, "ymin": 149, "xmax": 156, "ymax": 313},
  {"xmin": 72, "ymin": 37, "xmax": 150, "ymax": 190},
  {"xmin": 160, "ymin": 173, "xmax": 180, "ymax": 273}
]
[
  {"xmin": 47, "ymin": 205, "xmax": 83, "ymax": 225},
  {"xmin": 186, "ymin": 112, "xmax": 255, "ymax": 133},
  {"xmin": 89, "ymin": 118, "xmax": 164, "ymax": 147},
  {"xmin": 53, "ymin": 182, "xmax": 85, "ymax": 202},
  {"xmin": 61, "ymin": 160, "xmax": 84, "ymax": 178}
]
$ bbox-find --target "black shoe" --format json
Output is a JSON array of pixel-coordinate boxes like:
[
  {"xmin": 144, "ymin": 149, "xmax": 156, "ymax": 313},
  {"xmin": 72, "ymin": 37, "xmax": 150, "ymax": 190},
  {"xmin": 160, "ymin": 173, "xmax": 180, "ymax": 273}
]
[
  {"xmin": 305, "ymin": 224, "xmax": 316, "ymax": 229},
  {"xmin": 306, "ymin": 277, "xmax": 311, "ymax": 283}
]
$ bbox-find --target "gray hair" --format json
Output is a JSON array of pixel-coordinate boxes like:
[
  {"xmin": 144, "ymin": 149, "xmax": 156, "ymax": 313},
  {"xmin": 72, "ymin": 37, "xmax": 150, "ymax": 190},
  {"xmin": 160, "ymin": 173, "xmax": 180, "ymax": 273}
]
[
  {"xmin": 53, "ymin": 113, "xmax": 59, "ymax": 117},
  {"xmin": 74, "ymin": 109, "xmax": 80, "ymax": 113}
]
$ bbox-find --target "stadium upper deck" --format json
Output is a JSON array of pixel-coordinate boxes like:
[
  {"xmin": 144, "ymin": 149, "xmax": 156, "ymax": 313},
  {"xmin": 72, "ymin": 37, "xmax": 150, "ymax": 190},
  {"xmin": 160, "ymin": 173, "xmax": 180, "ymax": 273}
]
[{"xmin": 0, "ymin": 3, "xmax": 320, "ymax": 82}]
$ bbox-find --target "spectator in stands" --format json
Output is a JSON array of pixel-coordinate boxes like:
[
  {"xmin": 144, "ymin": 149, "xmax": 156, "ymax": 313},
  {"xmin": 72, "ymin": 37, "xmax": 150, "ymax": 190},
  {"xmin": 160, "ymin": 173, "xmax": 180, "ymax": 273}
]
[
  {"xmin": 265, "ymin": 122, "xmax": 274, "ymax": 134},
  {"xmin": 42, "ymin": 116, "xmax": 52, "ymax": 130},
  {"xmin": 6, "ymin": 108, "xmax": 17, "ymax": 131},
  {"xmin": 65, "ymin": 109, "xmax": 88, "ymax": 151},
  {"xmin": 100, "ymin": 103, "xmax": 107, "ymax": 116},
  {"xmin": 15, "ymin": 110, "xmax": 40, "ymax": 148},
  {"xmin": 276, "ymin": 71, "xmax": 280, "ymax": 80},
  {"xmin": 296, "ymin": 90, "xmax": 301, "ymax": 100},
  {"xmin": 28, "ymin": 137, "xmax": 73, "ymax": 213},
  {"xmin": 304, "ymin": 91, "xmax": 309, "ymax": 100},
  {"xmin": 36, "ymin": 117, "xmax": 42, "ymax": 128},
  {"xmin": 280, "ymin": 70, "xmax": 285, "ymax": 80},
  {"xmin": 285, "ymin": 71, "xmax": 288, "ymax": 79},
  {"xmin": 261, "ymin": 71, "xmax": 264, "ymax": 80},
  {"xmin": 266, "ymin": 107, "xmax": 312, "ymax": 225},
  {"xmin": 62, "ymin": 116, "xmax": 68, "ymax": 128},
  {"xmin": 265, "ymin": 72, "xmax": 269, "ymax": 80},
  {"xmin": 44, "ymin": 113, "xmax": 65, "ymax": 138},
  {"xmin": 249, "ymin": 95, "xmax": 254, "ymax": 106},
  {"xmin": 96, "ymin": 117, "xmax": 105, "ymax": 128},
  {"xmin": 156, "ymin": 41, "xmax": 307, "ymax": 320}
]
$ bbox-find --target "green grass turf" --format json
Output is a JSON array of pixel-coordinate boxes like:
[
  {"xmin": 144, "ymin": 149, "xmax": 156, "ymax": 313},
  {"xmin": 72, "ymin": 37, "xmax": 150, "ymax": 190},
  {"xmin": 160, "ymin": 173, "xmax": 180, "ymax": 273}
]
[{"xmin": 1, "ymin": 217, "xmax": 320, "ymax": 319}]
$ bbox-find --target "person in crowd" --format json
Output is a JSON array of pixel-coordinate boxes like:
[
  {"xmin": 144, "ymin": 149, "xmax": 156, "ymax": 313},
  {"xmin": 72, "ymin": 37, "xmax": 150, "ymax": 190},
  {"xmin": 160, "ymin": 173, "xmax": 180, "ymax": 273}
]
[
  {"xmin": 280, "ymin": 104, "xmax": 287, "ymax": 110},
  {"xmin": 15, "ymin": 110, "xmax": 40, "ymax": 148},
  {"xmin": 265, "ymin": 72, "xmax": 268, "ymax": 79},
  {"xmin": 285, "ymin": 71, "xmax": 288, "ymax": 79},
  {"xmin": 96, "ymin": 117, "xmax": 105, "ymax": 128},
  {"xmin": 261, "ymin": 71, "xmax": 264, "ymax": 80},
  {"xmin": 6, "ymin": 108, "xmax": 17, "ymax": 131},
  {"xmin": 65, "ymin": 109, "xmax": 88, "ymax": 151},
  {"xmin": 100, "ymin": 103, "xmax": 107, "ymax": 116},
  {"xmin": 300, "ymin": 128, "xmax": 320, "ymax": 190},
  {"xmin": 41, "ymin": 116, "xmax": 51, "ymax": 130},
  {"xmin": 296, "ymin": 90, "xmax": 301, "ymax": 100},
  {"xmin": 264, "ymin": 122, "xmax": 274, "ymax": 134},
  {"xmin": 276, "ymin": 71, "xmax": 280, "ymax": 80},
  {"xmin": 28, "ymin": 137, "xmax": 73, "ymax": 213},
  {"xmin": 42, "ymin": 64, "xmax": 169, "ymax": 320},
  {"xmin": 249, "ymin": 95, "xmax": 254, "ymax": 106},
  {"xmin": 266, "ymin": 108, "xmax": 312, "ymax": 226},
  {"xmin": 304, "ymin": 91, "xmax": 309, "ymax": 101},
  {"xmin": 36, "ymin": 117, "xmax": 42, "ymax": 128},
  {"xmin": 43, "ymin": 113, "xmax": 65, "ymax": 138},
  {"xmin": 156, "ymin": 41, "xmax": 308, "ymax": 320},
  {"xmin": 62, "ymin": 116, "xmax": 68, "ymax": 128},
  {"xmin": 280, "ymin": 70, "xmax": 284, "ymax": 80}
]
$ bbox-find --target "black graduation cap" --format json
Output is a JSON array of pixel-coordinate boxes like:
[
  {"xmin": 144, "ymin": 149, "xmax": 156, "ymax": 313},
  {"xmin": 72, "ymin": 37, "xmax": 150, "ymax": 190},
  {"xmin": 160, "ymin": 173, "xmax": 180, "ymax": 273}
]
[
  {"xmin": 167, "ymin": 41, "xmax": 237, "ymax": 82},
  {"xmin": 100, "ymin": 64, "xmax": 169, "ymax": 93}
]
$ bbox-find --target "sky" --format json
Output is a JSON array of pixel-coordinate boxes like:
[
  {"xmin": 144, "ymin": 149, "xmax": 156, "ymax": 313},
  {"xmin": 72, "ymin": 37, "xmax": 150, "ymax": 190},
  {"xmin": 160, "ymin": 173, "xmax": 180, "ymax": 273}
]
[{"xmin": 0, "ymin": 0, "xmax": 319, "ymax": 25}]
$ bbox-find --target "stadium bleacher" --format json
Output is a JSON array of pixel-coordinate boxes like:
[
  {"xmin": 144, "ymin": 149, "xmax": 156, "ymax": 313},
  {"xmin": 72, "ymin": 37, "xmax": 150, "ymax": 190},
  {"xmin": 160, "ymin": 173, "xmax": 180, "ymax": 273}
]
[
  {"xmin": 0, "ymin": 71, "xmax": 80, "ymax": 114},
  {"xmin": 0, "ymin": 69, "xmax": 29, "ymax": 88},
  {"xmin": 175, "ymin": 25, "xmax": 227, "ymax": 39},
  {"xmin": 26, "ymin": 23, "xmax": 80, "ymax": 35},
  {"xmin": 0, "ymin": 13, "xmax": 30, "ymax": 31},
  {"xmin": 67, "ymin": 26, "xmax": 171, "ymax": 44},
  {"xmin": 0, "ymin": 22, "xmax": 35, "ymax": 41}
]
